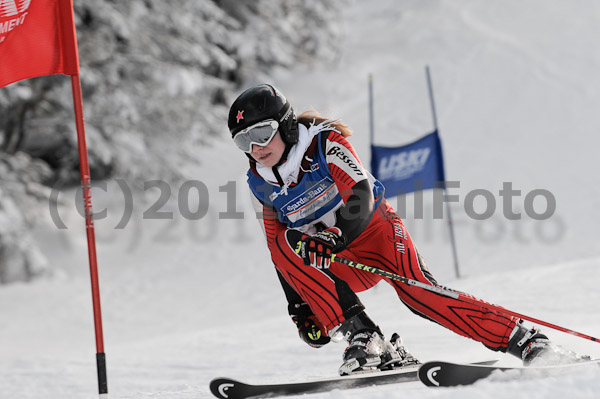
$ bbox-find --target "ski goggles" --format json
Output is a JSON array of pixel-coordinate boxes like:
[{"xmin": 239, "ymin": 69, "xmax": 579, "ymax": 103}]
[{"xmin": 233, "ymin": 119, "xmax": 279, "ymax": 153}]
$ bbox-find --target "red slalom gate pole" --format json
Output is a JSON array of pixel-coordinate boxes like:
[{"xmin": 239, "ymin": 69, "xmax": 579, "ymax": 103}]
[
  {"xmin": 333, "ymin": 255, "xmax": 600, "ymax": 344},
  {"xmin": 71, "ymin": 75, "xmax": 109, "ymax": 398}
]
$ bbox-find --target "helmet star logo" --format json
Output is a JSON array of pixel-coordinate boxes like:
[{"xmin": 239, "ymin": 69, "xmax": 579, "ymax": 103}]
[{"xmin": 236, "ymin": 110, "xmax": 244, "ymax": 123}]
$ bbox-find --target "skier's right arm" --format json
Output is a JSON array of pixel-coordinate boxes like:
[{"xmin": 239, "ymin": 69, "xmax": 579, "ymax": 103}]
[
  {"xmin": 252, "ymin": 194, "xmax": 330, "ymax": 348},
  {"xmin": 275, "ymin": 271, "xmax": 330, "ymax": 348}
]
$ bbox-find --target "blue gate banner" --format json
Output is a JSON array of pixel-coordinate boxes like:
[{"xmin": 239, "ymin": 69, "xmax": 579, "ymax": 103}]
[{"xmin": 370, "ymin": 130, "xmax": 446, "ymax": 196}]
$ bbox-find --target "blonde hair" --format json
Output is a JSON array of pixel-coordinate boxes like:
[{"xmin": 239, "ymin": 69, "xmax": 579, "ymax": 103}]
[{"xmin": 297, "ymin": 110, "xmax": 353, "ymax": 138}]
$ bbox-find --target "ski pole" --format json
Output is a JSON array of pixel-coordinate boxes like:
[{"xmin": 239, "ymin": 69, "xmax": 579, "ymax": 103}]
[{"xmin": 331, "ymin": 254, "xmax": 600, "ymax": 344}]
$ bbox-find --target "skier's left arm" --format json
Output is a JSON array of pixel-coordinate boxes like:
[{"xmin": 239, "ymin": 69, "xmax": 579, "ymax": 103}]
[
  {"xmin": 324, "ymin": 131, "xmax": 376, "ymax": 246},
  {"xmin": 297, "ymin": 132, "xmax": 376, "ymax": 269}
]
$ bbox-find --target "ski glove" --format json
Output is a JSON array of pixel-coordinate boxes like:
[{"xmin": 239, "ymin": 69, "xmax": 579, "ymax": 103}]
[
  {"xmin": 289, "ymin": 302, "xmax": 330, "ymax": 348},
  {"xmin": 297, "ymin": 227, "xmax": 345, "ymax": 269}
]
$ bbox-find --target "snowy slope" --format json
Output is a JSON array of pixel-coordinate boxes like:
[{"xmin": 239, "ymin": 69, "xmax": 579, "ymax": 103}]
[{"xmin": 2, "ymin": 1, "xmax": 600, "ymax": 398}]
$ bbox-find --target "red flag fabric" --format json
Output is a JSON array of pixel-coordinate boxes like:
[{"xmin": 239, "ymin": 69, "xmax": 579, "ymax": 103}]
[{"xmin": 0, "ymin": 0, "xmax": 79, "ymax": 88}]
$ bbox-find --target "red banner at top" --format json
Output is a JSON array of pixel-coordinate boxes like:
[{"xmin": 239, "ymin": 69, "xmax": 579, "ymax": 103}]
[{"xmin": 0, "ymin": 0, "xmax": 80, "ymax": 88}]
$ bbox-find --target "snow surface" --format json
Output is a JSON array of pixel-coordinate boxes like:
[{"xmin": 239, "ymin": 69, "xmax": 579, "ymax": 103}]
[{"xmin": 2, "ymin": 0, "xmax": 600, "ymax": 398}]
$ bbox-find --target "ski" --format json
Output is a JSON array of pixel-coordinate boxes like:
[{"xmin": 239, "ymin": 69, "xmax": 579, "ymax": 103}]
[
  {"xmin": 210, "ymin": 360, "xmax": 498, "ymax": 399},
  {"xmin": 209, "ymin": 365, "xmax": 420, "ymax": 399},
  {"xmin": 418, "ymin": 358, "xmax": 600, "ymax": 387}
]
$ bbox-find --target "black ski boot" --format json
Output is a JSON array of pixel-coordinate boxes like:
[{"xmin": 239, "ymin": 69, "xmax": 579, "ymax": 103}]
[
  {"xmin": 507, "ymin": 321, "xmax": 591, "ymax": 366},
  {"xmin": 333, "ymin": 312, "xmax": 387, "ymax": 375}
]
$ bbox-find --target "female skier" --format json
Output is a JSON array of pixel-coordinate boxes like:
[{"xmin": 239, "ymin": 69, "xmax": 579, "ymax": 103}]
[{"xmin": 228, "ymin": 84, "xmax": 579, "ymax": 375}]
